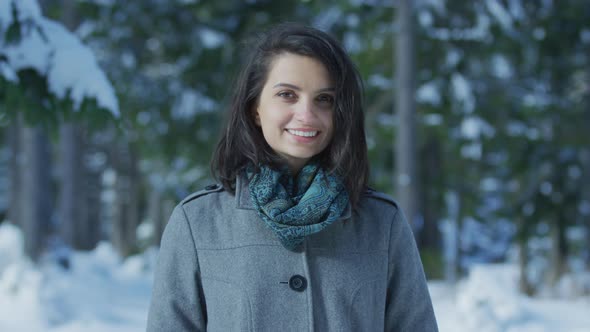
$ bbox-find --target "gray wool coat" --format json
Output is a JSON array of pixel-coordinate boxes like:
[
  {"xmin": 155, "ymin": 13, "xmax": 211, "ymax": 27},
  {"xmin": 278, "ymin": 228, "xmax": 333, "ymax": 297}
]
[{"xmin": 146, "ymin": 176, "xmax": 438, "ymax": 332}]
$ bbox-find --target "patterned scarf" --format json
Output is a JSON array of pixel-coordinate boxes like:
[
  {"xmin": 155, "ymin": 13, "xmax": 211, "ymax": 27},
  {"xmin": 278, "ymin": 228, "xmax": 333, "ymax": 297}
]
[{"xmin": 247, "ymin": 161, "xmax": 349, "ymax": 250}]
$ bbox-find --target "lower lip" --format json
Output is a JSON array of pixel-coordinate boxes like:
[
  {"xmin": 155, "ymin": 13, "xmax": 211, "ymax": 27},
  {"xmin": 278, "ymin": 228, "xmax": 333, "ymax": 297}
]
[{"xmin": 286, "ymin": 130, "xmax": 320, "ymax": 143}]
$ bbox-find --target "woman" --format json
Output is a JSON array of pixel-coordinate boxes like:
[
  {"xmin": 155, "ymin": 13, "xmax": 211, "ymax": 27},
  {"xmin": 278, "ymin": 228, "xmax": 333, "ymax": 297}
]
[{"xmin": 147, "ymin": 23, "xmax": 438, "ymax": 331}]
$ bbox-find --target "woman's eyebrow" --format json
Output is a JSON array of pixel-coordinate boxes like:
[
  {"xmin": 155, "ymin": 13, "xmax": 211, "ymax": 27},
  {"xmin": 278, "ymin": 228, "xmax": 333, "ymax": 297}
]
[
  {"xmin": 316, "ymin": 87, "xmax": 336, "ymax": 93},
  {"xmin": 273, "ymin": 83, "xmax": 300, "ymax": 90},
  {"xmin": 273, "ymin": 82, "xmax": 335, "ymax": 93}
]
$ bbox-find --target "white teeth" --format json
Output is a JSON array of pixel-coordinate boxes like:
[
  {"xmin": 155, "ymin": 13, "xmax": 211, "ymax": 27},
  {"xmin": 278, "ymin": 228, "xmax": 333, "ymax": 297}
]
[{"xmin": 287, "ymin": 129, "xmax": 318, "ymax": 137}]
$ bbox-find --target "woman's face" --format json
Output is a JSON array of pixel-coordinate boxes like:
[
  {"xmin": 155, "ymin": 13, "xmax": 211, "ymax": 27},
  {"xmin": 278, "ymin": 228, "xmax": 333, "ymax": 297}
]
[{"xmin": 254, "ymin": 52, "xmax": 335, "ymax": 174}]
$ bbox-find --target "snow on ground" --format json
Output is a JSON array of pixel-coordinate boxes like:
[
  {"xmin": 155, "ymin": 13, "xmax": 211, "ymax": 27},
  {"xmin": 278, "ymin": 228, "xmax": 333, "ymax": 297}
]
[
  {"xmin": 1, "ymin": 222, "xmax": 589, "ymax": 332},
  {"xmin": 0, "ymin": 223, "xmax": 155, "ymax": 332},
  {"xmin": 430, "ymin": 264, "xmax": 590, "ymax": 332}
]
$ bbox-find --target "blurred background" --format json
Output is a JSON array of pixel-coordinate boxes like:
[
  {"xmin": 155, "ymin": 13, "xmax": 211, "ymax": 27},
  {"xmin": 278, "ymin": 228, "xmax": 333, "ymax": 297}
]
[{"xmin": 1, "ymin": 0, "xmax": 589, "ymax": 331}]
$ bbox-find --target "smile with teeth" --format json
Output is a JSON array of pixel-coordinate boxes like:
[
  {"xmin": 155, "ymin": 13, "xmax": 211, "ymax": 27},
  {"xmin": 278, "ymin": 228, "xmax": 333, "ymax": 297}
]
[{"xmin": 286, "ymin": 129, "xmax": 319, "ymax": 137}]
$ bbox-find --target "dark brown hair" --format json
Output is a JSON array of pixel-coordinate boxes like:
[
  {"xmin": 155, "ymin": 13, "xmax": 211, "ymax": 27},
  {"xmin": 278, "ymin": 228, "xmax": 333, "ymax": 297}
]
[{"xmin": 211, "ymin": 22, "xmax": 368, "ymax": 208}]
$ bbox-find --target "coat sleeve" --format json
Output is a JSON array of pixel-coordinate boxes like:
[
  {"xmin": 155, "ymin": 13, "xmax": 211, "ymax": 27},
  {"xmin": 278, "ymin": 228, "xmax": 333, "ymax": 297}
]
[
  {"xmin": 147, "ymin": 204, "xmax": 207, "ymax": 331},
  {"xmin": 385, "ymin": 208, "xmax": 438, "ymax": 331}
]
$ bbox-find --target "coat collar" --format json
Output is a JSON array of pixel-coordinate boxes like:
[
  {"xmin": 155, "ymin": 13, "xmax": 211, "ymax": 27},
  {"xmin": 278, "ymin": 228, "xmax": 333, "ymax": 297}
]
[
  {"xmin": 235, "ymin": 174, "xmax": 255, "ymax": 210},
  {"xmin": 235, "ymin": 174, "xmax": 352, "ymax": 220}
]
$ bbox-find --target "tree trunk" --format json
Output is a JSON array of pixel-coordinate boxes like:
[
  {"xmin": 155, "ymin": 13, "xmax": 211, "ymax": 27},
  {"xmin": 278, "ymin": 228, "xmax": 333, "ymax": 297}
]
[
  {"xmin": 547, "ymin": 214, "xmax": 568, "ymax": 286},
  {"xmin": 418, "ymin": 137, "xmax": 442, "ymax": 278},
  {"xmin": 584, "ymin": 151, "xmax": 590, "ymax": 269},
  {"xmin": 58, "ymin": 122, "xmax": 103, "ymax": 252},
  {"xmin": 419, "ymin": 136, "xmax": 441, "ymax": 250},
  {"xmin": 518, "ymin": 239, "xmax": 534, "ymax": 296},
  {"xmin": 394, "ymin": 0, "xmax": 418, "ymax": 233},
  {"xmin": 584, "ymin": 68, "xmax": 590, "ymax": 270},
  {"xmin": 160, "ymin": 199, "xmax": 175, "ymax": 246},
  {"xmin": 517, "ymin": 217, "xmax": 535, "ymax": 295},
  {"xmin": 82, "ymin": 131, "xmax": 103, "ymax": 249},
  {"xmin": 148, "ymin": 187, "xmax": 165, "ymax": 247},
  {"xmin": 7, "ymin": 114, "xmax": 22, "ymax": 226},
  {"xmin": 58, "ymin": 123, "xmax": 86, "ymax": 249},
  {"xmin": 585, "ymin": 159, "xmax": 590, "ymax": 271},
  {"xmin": 111, "ymin": 141, "xmax": 140, "ymax": 257},
  {"xmin": 443, "ymin": 191, "xmax": 460, "ymax": 285},
  {"xmin": 20, "ymin": 124, "xmax": 52, "ymax": 261}
]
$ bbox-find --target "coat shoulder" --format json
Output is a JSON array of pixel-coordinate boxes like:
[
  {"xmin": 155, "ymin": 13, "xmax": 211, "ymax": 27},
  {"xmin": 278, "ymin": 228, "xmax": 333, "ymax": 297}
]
[
  {"xmin": 180, "ymin": 183, "xmax": 225, "ymax": 206},
  {"xmin": 363, "ymin": 188, "xmax": 400, "ymax": 212}
]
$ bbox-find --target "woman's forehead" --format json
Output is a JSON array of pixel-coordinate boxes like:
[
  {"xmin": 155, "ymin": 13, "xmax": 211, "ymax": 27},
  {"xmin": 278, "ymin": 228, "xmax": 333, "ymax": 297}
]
[{"xmin": 263, "ymin": 53, "xmax": 333, "ymax": 90}]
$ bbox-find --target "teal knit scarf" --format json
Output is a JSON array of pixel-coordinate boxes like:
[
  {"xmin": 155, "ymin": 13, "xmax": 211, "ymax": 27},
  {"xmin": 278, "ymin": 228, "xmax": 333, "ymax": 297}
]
[{"xmin": 247, "ymin": 162, "xmax": 349, "ymax": 250}]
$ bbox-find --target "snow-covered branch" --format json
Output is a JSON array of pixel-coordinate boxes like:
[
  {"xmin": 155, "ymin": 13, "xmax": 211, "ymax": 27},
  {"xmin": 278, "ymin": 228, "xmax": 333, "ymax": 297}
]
[{"xmin": 0, "ymin": 0, "xmax": 118, "ymax": 117}]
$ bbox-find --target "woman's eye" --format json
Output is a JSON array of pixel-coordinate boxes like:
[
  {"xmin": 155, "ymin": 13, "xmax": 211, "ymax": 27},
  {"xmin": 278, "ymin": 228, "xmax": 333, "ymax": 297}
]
[
  {"xmin": 316, "ymin": 94, "xmax": 335, "ymax": 106},
  {"xmin": 277, "ymin": 91, "xmax": 296, "ymax": 100}
]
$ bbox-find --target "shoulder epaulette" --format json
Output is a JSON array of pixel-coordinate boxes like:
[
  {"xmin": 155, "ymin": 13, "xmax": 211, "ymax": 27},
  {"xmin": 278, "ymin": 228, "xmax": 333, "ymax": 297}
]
[
  {"xmin": 181, "ymin": 183, "xmax": 224, "ymax": 205},
  {"xmin": 364, "ymin": 188, "xmax": 399, "ymax": 208}
]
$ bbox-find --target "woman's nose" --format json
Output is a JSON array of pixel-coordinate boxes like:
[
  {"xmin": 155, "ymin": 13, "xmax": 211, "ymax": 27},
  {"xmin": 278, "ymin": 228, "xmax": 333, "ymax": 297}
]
[{"xmin": 294, "ymin": 98, "xmax": 315, "ymax": 122}]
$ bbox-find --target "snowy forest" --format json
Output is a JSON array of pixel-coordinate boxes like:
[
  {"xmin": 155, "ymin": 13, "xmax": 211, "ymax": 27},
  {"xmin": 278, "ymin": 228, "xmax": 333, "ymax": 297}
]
[{"xmin": 1, "ymin": 0, "xmax": 590, "ymax": 331}]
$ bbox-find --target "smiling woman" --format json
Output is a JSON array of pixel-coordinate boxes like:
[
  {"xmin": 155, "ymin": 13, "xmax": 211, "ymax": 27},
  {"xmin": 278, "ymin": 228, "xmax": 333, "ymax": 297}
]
[
  {"xmin": 147, "ymin": 22, "xmax": 439, "ymax": 332},
  {"xmin": 254, "ymin": 53, "xmax": 335, "ymax": 174}
]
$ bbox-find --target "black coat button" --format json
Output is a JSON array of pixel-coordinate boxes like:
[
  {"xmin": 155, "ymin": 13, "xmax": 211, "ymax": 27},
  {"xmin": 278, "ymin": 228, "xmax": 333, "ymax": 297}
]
[{"xmin": 289, "ymin": 275, "xmax": 307, "ymax": 292}]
